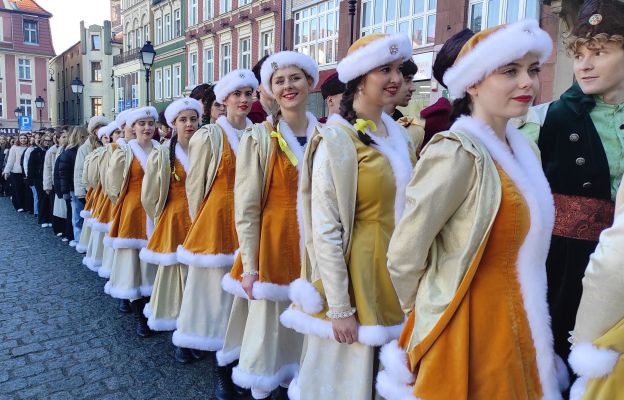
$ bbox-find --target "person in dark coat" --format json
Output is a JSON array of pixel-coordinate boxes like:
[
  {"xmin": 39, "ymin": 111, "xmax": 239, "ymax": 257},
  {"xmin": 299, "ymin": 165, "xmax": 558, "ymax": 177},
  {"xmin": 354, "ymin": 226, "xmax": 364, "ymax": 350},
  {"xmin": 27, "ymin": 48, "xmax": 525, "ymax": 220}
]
[
  {"xmin": 28, "ymin": 134, "xmax": 51, "ymax": 226},
  {"xmin": 0, "ymin": 135, "xmax": 8, "ymax": 197},
  {"xmin": 248, "ymin": 55, "xmax": 278, "ymax": 123},
  {"xmin": 318, "ymin": 72, "xmax": 345, "ymax": 123},
  {"xmin": 57, "ymin": 134, "xmax": 79, "ymax": 242}
]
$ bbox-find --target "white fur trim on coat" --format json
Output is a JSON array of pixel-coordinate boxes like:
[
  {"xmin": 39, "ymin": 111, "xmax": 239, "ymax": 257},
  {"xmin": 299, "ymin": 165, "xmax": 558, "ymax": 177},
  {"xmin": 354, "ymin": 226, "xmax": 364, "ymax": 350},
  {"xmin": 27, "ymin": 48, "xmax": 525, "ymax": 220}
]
[
  {"xmin": 139, "ymin": 247, "xmax": 178, "ymax": 267},
  {"xmin": 221, "ymin": 273, "xmax": 249, "ymax": 299},
  {"xmin": 376, "ymin": 370, "xmax": 419, "ymax": 400},
  {"xmin": 98, "ymin": 266, "xmax": 111, "ymax": 279},
  {"xmin": 171, "ymin": 330, "xmax": 225, "ymax": 352},
  {"xmin": 125, "ymin": 106, "xmax": 158, "ymax": 128},
  {"xmin": 569, "ymin": 376, "xmax": 589, "ymax": 400},
  {"xmin": 216, "ymin": 115, "xmax": 253, "ymax": 155},
  {"xmin": 569, "ymin": 342, "xmax": 620, "ymax": 379},
  {"xmin": 220, "ymin": 273, "xmax": 291, "ymax": 301},
  {"xmin": 337, "ymin": 33, "xmax": 412, "ymax": 83},
  {"xmin": 232, "ymin": 363, "xmax": 299, "ymax": 392},
  {"xmin": 90, "ymin": 220, "xmax": 112, "ymax": 233},
  {"xmin": 104, "ymin": 281, "xmax": 141, "ymax": 300},
  {"xmin": 79, "ymin": 209, "xmax": 91, "ymax": 219},
  {"xmin": 214, "ymin": 69, "xmax": 259, "ymax": 103},
  {"xmin": 103, "ymin": 235, "xmax": 148, "ymax": 250},
  {"xmin": 174, "ymin": 143, "xmax": 189, "ymax": 174},
  {"xmin": 289, "ymin": 278, "xmax": 323, "ymax": 314},
  {"xmin": 443, "ymin": 19, "xmax": 553, "ymax": 99},
  {"xmin": 115, "ymin": 109, "xmax": 133, "ymax": 129},
  {"xmin": 287, "ymin": 375, "xmax": 301, "ymax": 400},
  {"xmin": 380, "ymin": 340, "xmax": 416, "ymax": 386},
  {"xmin": 75, "ymin": 243, "xmax": 88, "ymax": 253},
  {"xmin": 451, "ymin": 116, "xmax": 561, "ymax": 399},
  {"xmin": 216, "ymin": 346, "xmax": 241, "ymax": 366},
  {"xmin": 164, "ymin": 98, "xmax": 203, "ymax": 128},
  {"xmin": 280, "ymin": 307, "xmax": 404, "ymax": 347},
  {"xmin": 260, "ymin": 51, "xmax": 319, "ymax": 95},
  {"xmin": 82, "ymin": 256, "xmax": 102, "ymax": 272},
  {"xmin": 147, "ymin": 316, "xmax": 177, "ymax": 332},
  {"xmin": 128, "ymin": 138, "xmax": 159, "ymax": 172},
  {"xmin": 139, "ymin": 285, "xmax": 153, "ymax": 297},
  {"xmin": 176, "ymin": 245, "xmax": 237, "ymax": 269}
]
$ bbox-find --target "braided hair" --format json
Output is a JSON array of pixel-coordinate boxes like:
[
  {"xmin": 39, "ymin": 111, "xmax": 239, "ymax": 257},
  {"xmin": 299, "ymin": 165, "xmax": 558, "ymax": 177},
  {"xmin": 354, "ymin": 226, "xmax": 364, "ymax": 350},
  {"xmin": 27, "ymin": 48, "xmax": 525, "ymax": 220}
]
[
  {"xmin": 190, "ymin": 83, "xmax": 216, "ymax": 126},
  {"xmin": 338, "ymin": 75, "xmax": 375, "ymax": 145},
  {"xmin": 168, "ymin": 133, "xmax": 180, "ymax": 181}
]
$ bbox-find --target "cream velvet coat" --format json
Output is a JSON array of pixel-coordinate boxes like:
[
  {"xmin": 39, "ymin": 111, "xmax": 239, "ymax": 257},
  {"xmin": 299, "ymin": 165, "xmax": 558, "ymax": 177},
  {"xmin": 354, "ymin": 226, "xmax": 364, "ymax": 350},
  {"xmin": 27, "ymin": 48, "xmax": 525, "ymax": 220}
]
[{"xmin": 106, "ymin": 140, "xmax": 160, "ymax": 205}]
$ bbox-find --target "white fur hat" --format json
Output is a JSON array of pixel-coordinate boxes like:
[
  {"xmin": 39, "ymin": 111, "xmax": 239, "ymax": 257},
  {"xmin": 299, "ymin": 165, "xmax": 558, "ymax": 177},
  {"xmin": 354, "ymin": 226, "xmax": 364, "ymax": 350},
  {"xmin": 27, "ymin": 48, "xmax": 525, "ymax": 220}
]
[
  {"xmin": 214, "ymin": 69, "xmax": 259, "ymax": 103},
  {"xmin": 115, "ymin": 108, "xmax": 133, "ymax": 128},
  {"xmin": 98, "ymin": 121, "xmax": 119, "ymax": 140},
  {"xmin": 337, "ymin": 33, "xmax": 412, "ymax": 83},
  {"xmin": 443, "ymin": 19, "xmax": 553, "ymax": 99},
  {"xmin": 125, "ymin": 106, "xmax": 158, "ymax": 127},
  {"xmin": 87, "ymin": 116, "xmax": 109, "ymax": 135},
  {"xmin": 164, "ymin": 98, "xmax": 203, "ymax": 128},
  {"xmin": 260, "ymin": 51, "xmax": 319, "ymax": 95}
]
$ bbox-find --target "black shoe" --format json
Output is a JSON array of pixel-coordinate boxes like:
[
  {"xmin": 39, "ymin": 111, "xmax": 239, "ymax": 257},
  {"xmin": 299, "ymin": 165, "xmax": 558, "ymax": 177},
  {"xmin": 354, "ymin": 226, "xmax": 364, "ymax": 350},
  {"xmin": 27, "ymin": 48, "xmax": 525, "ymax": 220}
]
[
  {"xmin": 215, "ymin": 364, "xmax": 234, "ymax": 400},
  {"xmin": 130, "ymin": 298, "xmax": 153, "ymax": 338},
  {"xmin": 271, "ymin": 386, "xmax": 288, "ymax": 400},
  {"xmin": 190, "ymin": 349, "xmax": 206, "ymax": 360},
  {"xmin": 118, "ymin": 299, "xmax": 132, "ymax": 313},
  {"xmin": 174, "ymin": 347, "xmax": 193, "ymax": 364}
]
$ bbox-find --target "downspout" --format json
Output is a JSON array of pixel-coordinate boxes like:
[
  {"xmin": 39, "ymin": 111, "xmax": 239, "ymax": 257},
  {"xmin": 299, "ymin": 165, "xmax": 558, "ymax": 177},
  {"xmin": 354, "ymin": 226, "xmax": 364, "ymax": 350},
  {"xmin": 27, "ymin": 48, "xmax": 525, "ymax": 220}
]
[{"xmin": 280, "ymin": 0, "xmax": 286, "ymax": 50}]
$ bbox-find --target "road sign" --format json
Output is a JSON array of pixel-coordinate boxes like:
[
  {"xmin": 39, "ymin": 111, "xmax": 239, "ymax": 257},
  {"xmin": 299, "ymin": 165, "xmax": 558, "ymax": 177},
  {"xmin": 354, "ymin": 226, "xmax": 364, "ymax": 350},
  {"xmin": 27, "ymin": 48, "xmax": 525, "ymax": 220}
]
[{"xmin": 19, "ymin": 116, "xmax": 32, "ymax": 133}]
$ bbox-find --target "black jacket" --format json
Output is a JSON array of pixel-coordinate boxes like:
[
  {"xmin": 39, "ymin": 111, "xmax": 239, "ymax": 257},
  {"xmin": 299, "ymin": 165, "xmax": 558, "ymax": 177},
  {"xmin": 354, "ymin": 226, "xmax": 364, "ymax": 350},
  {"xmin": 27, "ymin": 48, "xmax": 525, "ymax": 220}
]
[
  {"xmin": 57, "ymin": 146, "xmax": 78, "ymax": 196},
  {"xmin": 27, "ymin": 146, "xmax": 47, "ymax": 183}
]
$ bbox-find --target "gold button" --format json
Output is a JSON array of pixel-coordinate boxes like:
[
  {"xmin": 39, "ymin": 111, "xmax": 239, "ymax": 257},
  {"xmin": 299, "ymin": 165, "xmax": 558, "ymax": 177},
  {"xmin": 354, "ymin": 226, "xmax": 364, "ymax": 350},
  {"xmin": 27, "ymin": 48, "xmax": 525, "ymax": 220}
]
[
  {"xmin": 569, "ymin": 133, "xmax": 580, "ymax": 142},
  {"xmin": 576, "ymin": 157, "xmax": 586, "ymax": 166},
  {"xmin": 583, "ymin": 182, "xmax": 592, "ymax": 189}
]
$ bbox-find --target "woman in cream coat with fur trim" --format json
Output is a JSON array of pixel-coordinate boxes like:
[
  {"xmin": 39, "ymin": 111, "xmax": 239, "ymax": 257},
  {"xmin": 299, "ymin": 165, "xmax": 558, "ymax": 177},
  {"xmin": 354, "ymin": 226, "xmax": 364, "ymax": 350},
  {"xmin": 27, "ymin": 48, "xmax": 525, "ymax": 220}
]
[
  {"xmin": 376, "ymin": 20, "xmax": 566, "ymax": 400},
  {"xmin": 104, "ymin": 106, "xmax": 160, "ymax": 338},
  {"xmin": 280, "ymin": 33, "xmax": 420, "ymax": 400},
  {"xmin": 139, "ymin": 98, "xmax": 201, "ymax": 363},
  {"xmin": 568, "ymin": 179, "xmax": 624, "ymax": 400}
]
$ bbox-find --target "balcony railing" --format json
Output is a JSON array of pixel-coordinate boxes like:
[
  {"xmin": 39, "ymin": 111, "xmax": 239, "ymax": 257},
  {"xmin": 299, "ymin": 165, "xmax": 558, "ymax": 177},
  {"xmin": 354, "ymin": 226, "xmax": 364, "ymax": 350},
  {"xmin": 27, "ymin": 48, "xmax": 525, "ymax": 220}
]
[{"xmin": 113, "ymin": 48, "xmax": 141, "ymax": 66}]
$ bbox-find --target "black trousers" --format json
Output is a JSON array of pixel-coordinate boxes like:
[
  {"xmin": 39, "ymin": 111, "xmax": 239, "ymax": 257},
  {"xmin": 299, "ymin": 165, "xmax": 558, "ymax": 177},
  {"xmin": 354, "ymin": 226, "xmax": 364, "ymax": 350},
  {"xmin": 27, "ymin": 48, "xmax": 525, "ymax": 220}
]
[
  {"xmin": 64, "ymin": 198, "xmax": 74, "ymax": 241},
  {"xmin": 24, "ymin": 181, "xmax": 33, "ymax": 213},
  {"xmin": 9, "ymin": 173, "xmax": 26, "ymax": 211},
  {"xmin": 0, "ymin": 175, "xmax": 6, "ymax": 196},
  {"xmin": 35, "ymin": 181, "xmax": 51, "ymax": 225}
]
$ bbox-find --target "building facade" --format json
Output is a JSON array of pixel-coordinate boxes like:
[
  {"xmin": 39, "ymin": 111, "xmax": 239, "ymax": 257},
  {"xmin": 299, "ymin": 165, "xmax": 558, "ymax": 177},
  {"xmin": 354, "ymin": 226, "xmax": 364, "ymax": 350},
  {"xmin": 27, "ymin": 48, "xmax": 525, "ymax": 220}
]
[
  {"xmin": 113, "ymin": 0, "xmax": 151, "ymax": 113},
  {"xmin": 152, "ymin": 0, "xmax": 187, "ymax": 113},
  {"xmin": 0, "ymin": 0, "xmax": 54, "ymax": 133}
]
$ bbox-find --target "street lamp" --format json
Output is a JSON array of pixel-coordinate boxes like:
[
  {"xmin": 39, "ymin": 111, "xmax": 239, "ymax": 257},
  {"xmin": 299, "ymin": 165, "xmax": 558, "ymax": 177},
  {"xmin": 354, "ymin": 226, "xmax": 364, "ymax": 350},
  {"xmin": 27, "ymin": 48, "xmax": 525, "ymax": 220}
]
[
  {"xmin": 348, "ymin": 0, "xmax": 358, "ymax": 45},
  {"xmin": 140, "ymin": 41, "xmax": 156, "ymax": 106},
  {"xmin": 35, "ymin": 96, "xmax": 45, "ymax": 130},
  {"xmin": 71, "ymin": 77, "xmax": 84, "ymax": 125}
]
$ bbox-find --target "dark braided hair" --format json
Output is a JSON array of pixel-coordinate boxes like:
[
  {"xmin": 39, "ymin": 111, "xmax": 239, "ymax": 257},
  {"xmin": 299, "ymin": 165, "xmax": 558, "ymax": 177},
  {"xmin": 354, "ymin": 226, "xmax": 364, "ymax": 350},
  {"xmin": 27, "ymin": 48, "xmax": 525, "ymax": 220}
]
[
  {"xmin": 169, "ymin": 133, "xmax": 180, "ymax": 181},
  {"xmin": 190, "ymin": 83, "xmax": 216, "ymax": 126},
  {"xmin": 449, "ymin": 95, "xmax": 473, "ymax": 123},
  {"xmin": 339, "ymin": 75, "xmax": 375, "ymax": 145}
]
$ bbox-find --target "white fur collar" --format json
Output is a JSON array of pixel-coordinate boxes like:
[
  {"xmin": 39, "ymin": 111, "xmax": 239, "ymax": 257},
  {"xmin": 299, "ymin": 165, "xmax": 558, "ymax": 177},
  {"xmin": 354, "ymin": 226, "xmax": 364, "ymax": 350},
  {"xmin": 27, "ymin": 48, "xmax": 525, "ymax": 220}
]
[
  {"xmin": 175, "ymin": 143, "xmax": 190, "ymax": 174},
  {"xmin": 116, "ymin": 138, "xmax": 126, "ymax": 145},
  {"xmin": 216, "ymin": 115, "xmax": 253, "ymax": 155},
  {"xmin": 128, "ymin": 138, "xmax": 159, "ymax": 172},
  {"xmin": 276, "ymin": 111, "xmax": 318, "ymax": 171},
  {"xmin": 450, "ymin": 115, "xmax": 560, "ymax": 398},
  {"xmin": 327, "ymin": 113, "xmax": 413, "ymax": 225}
]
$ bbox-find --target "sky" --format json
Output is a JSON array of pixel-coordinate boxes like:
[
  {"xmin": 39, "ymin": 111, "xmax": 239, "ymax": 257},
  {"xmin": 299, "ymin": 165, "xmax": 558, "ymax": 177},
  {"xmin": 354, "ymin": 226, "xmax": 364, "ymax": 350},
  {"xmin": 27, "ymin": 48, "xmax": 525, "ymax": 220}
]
[{"xmin": 36, "ymin": 0, "xmax": 111, "ymax": 55}]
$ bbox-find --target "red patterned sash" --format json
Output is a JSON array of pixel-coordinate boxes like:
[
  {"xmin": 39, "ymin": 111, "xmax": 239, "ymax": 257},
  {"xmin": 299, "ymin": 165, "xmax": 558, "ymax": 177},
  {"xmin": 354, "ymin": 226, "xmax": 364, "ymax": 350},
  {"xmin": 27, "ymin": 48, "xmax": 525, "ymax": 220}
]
[{"xmin": 553, "ymin": 194, "xmax": 615, "ymax": 242}]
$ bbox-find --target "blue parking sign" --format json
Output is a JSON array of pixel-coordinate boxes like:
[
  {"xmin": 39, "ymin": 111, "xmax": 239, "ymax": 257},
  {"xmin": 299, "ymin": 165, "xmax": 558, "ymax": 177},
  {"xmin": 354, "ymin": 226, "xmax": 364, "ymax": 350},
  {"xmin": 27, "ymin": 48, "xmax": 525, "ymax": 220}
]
[{"xmin": 19, "ymin": 116, "xmax": 32, "ymax": 132}]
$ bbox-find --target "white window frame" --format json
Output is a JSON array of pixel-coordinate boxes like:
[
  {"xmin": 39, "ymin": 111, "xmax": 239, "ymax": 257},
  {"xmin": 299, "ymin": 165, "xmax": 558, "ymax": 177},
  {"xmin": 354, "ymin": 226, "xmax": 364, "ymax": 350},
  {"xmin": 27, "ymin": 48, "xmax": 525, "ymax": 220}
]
[
  {"xmin": 294, "ymin": 0, "xmax": 340, "ymax": 66},
  {"xmin": 189, "ymin": 50, "xmax": 198, "ymax": 87},
  {"xmin": 91, "ymin": 34, "xmax": 101, "ymax": 51},
  {"xmin": 164, "ymin": 66, "xmax": 172, "ymax": 99},
  {"xmin": 156, "ymin": 18, "xmax": 162, "ymax": 44},
  {"xmin": 0, "ymin": 98, "xmax": 3, "ymax": 119},
  {"xmin": 361, "ymin": 0, "xmax": 437, "ymax": 47},
  {"xmin": 203, "ymin": 46, "xmax": 214, "ymax": 83},
  {"xmin": 238, "ymin": 37, "xmax": 251, "ymax": 69},
  {"xmin": 189, "ymin": 0, "xmax": 198, "ymax": 26},
  {"xmin": 174, "ymin": 9, "xmax": 182, "ymax": 37},
  {"xmin": 220, "ymin": 42, "xmax": 231, "ymax": 77},
  {"xmin": 0, "ymin": 17, "xmax": 4, "ymax": 42},
  {"xmin": 20, "ymin": 98, "xmax": 32, "ymax": 117},
  {"xmin": 155, "ymin": 68, "xmax": 163, "ymax": 101},
  {"xmin": 23, "ymin": 20, "xmax": 38, "ymax": 44},
  {"xmin": 239, "ymin": 0, "xmax": 251, "ymax": 5},
  {"xmin": 173, "ymin": 64, "xmax": 182, "ymax": 97},
  {"xmin": 18, "ymin": 59, "xmax": 31, "ymax": 80},
  {"xmin": 220, "ymin": 0, "xmax": 232, "ymax": 14},
  {"xmin": 260, "ymin": 30, "xmax": 274, "ymax": 57},
  {"xmin": 467, "ymin": 0, "xmax": 539, "ymax": 32},
  {"xmin": 164, "ymin": 13, "xmax": 172, "ymax": 42},
  {"xmin": 203, "ymin": 0, "xmax": 213, "ymax": 20}
]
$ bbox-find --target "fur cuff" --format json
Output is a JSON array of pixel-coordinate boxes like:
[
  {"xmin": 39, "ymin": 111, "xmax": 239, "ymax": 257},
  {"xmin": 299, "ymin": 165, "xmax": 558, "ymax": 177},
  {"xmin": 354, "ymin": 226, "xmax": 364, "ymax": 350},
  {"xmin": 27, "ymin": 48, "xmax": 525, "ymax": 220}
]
[
  {"xmin": 98, "ymin": 266, "xmax": 112, "ymax": 279},
  {"xmin": 252, "ymin": 281, "xmax": 290, "ymax": 302},
  {"xmin": 176, "ymin": 245, "xmax": 237, "ymax": 269},
  {"xmin": 75, "ymin": 244, "xmax": 88, "ymax": 254},
  {"xmin": 289, "ymin": 278, "xmax": 323, "ymax": 314},
  {"xmin": 380, "ymin": 340, "xmax": 415, "ymax": 385},
  {"xmin": 90, "ymin": 220, "xmax": 112, "ymax": 233},
  {"xmin": 376, "ymin": 370, "xmax": 419, "ymax": 400},
  {"xmin": 287, "ymin": 375, "xmax": 300, "ymax": 400},
  {"xmin": 139, "ymin": 247, "xmax": 178, "ymax": 266},
  {"xmin": 232, "ymin": 363, "xmax": 298, "ymax": 392},
  {"xmin": 555, "ymin": 354, "xmax": 570, "ymax": 391},
  {"xmin": 569, "ymin": 376, "xmax": 588, "ymax": 400},
  {"xmin": 216, "ymin": 346, "xmax": 241, "ymax": 366},
  {"xmin": 172, "ymin": 330, "xmax": 225, "ymax": 352},
  {"xmin": 79, "ymin": 209, "xmax": 91, "ymax": 219},
  {"xmin": 221, "ymin": 273, "xmax": 248, "ymax": 299},
  {"xmin": 104, "ymin": 236, "xmax": 148, "ymax": 250},
  {"xmin": 569, "ymin": 342, "xmax": 620, "ymax": 378}
]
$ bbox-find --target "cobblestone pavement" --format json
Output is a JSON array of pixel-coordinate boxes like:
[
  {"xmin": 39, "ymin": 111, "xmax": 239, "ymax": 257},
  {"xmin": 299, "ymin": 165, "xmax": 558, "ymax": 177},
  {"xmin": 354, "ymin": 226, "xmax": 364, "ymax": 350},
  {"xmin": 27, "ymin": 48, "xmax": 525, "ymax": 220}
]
[{"xmin": 0, "ymin": 198, "xmax": 217, "ymax": 399}]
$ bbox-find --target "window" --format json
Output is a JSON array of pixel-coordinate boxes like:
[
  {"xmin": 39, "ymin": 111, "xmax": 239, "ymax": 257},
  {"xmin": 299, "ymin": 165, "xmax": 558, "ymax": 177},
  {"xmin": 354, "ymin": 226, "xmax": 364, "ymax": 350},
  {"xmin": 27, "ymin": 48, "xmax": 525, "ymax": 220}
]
[
  {"xmin": 18, "ymin": 59, "xmax": 31, "ymax": 80},
  {"xmin": 189, "ymin": 0, "xmax": 198, "ymax": 26},
  {"xmin": 294, "ymin": 0, "xmax": 340, "ymax": 65},
  {"xmin": 135, "ymin": 28, "xmax": 141, "ymax": 48},
  {"xmin": 20, "ymin": 99, "xmax": 32, "ymax": 117},
  {"xmin": 239, "ymin": 37, "xmax": 251, "ymax": 69},
  {"xmin": 189, "ymin": 51, "xmax": 198, "ymax": 87},
  {"xmin": 91, "ymin": 97, "xmax": 103, "ymax": 116},
  {"xmin": 174, "ymin": 9, "xmax": 182, "ymax": 37},
  {"xmin": 164, "ymin": 66, "xmax": 172, "ymax": 99},
  {"xmin": 91, "ymin": 34, "xmax": 101, "ymax": 50},
  {"xmin": 23, "ymin": 20, "xmax": 38, "ymax": 44},
  {"xmin": 361, "ymin": 0, "xmax": 436, "ymax": 47},
  {"xmin": 144, "ymin": 26, "xmax": 149, "ymax": 44},
  {"xmin": 91, "ymin": 61, "xmax": 102, "ymax": 82},
  {"xmin": 128, "ymin": 31, "xmax": 134, "ymax": 49},
  {"xmin": 203, "ymin": 46, "xmax": 214, "ymax": 83},
  {"xmin": 0, "ymin": 98, "xmax": 3, "ymax": 119},
  {"xmin": 203, "ymin": 0, "xmax": 212, "ymax": 20},
  {"xmin": 155, "ymin": 69, "xmax": 163, "ymax": 100},
  {"xmin": 164, "ymin": 14, "xmax": 172, "ymax": 42},
  {"xmin": 468, "ymin": 0, "xmax": 538, "ymax": 32},
  {"xmin": 221, "ymin": 43, "xmax": 231, "ymax": 77},
  {"xmin": 260, "ymin": 30, "xmax": 274, "ymax": 57},
  {"xmin": 173, "ymin": 64, "xmax": 182, "ymax": 97},
  {"xmin": 117, "ymin": 86, "xmax": 124, "ymax": 112},
  {"xmin": 221, "ymin": 0, "xmax": 232, "ymax": 13},
  {"xmin": 0, "ymin": 17, "xmax": 4, "ymax": 42},
  {"xmin": 156, "ymin": 18, "xmax": 162, "ymax": 44},
  {"xmin": 239, "ymin": 0, "xmax": 251, "ymax": 5}
]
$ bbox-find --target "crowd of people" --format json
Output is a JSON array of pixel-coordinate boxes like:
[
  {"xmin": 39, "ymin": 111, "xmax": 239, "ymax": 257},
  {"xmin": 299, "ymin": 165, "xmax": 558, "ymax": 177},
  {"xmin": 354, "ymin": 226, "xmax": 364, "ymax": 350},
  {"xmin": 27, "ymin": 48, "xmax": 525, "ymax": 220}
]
[{"xmin": 2, "ymin": 1, "xmax": 624, "ymax": 399}]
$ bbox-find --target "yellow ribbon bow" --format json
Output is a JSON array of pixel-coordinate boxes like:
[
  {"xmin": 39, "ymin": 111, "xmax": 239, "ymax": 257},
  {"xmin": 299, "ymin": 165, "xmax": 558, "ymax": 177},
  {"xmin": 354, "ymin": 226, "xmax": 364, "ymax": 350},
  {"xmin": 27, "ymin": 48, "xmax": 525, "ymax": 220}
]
[
  {"xmin": 270, "ymin": 124, "xmax": 299, "ymax": 167},
  {"xmin": 353, "ymin": 118, "xmax": 378, "ymax": 133}
]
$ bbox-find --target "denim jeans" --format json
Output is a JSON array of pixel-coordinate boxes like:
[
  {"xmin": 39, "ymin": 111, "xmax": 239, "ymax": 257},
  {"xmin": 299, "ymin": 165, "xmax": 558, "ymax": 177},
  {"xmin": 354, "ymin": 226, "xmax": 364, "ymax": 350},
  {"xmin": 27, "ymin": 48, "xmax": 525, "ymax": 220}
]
[
  {"xmin": 30, "ymin": 186, "xmax": 38, "ymax": 216},
  {"xmin": 70, "ymin": 191, "xmax": 84, "ymax": 240}
]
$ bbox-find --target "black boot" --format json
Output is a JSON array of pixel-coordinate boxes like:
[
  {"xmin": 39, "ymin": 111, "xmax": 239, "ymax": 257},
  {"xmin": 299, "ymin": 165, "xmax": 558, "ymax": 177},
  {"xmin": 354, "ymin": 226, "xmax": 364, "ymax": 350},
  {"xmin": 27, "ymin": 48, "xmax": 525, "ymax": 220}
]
[
  {"xmin": 271, "ymin": 386, "xmax": 288, "ymax": 400},
  {"xmin": 190, "ymin": 349, "xmax": 206, "ymax": 360},
  {"xmin": 129, "ymin": 298, "xmax": 153, "ymax": 338},
  {"xmin": 174, "ymin": 346, "xmax": 193, "ymax": 364},
  {"xmin": 215, "ymin": 364, "xmax": 234, "ymax": 400},
  {"xmin": 118, "ymin": 299, "xmax": 131, "ymax": 313}
]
